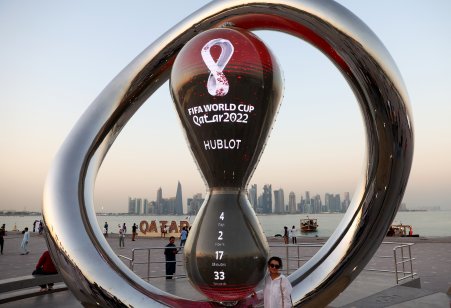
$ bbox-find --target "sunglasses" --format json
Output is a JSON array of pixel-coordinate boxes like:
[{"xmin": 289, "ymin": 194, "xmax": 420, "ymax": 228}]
[{"xmin": 269, "ymin": 263, "xmax": 280, "ymax": 269}]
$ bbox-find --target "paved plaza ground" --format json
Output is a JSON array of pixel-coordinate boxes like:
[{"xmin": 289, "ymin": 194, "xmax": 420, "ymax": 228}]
[{"xmin": 1, "ymin": 231, "xmax": 450, "ymax": 306}]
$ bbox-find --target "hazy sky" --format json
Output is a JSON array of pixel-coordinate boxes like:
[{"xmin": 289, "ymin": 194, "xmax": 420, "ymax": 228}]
[{"xmin": 1, "ymin": 1, "xmax": 450, "ymax": 213}]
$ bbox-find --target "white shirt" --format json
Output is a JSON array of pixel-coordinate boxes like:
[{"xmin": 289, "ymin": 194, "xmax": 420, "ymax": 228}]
[
  {"xmin": 264, "ymin": 274, "xmax": 293, "ymax": 308},
  {"xmin": 289, "ymin": 228, "xmax": 296, "ymax": 238}
]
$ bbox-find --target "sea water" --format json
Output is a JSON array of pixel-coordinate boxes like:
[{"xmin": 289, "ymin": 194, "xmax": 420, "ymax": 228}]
[{"xmin": 2, "ymin": 211, "xmax": 450, "ymax": 237}]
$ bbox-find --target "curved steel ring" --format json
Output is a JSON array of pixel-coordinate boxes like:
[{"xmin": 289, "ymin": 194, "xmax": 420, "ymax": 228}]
[{"xmin": 43, "ymin": 0, "xmax": 414, "ymax": 307}]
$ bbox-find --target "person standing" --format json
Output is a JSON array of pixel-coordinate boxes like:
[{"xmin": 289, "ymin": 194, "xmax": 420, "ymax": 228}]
[
  {"xmin": 38, "ymin": 221, "xmax": 44, "ymax": 235},
  {"xmin": 33, "ymin": 250, "xmax": 58, "ymax": 291},
  {"xmin": 132, "ymin": 223, "xmax": 137, "ymax": 241},
  {"xmin": 118, "ymin": 224, "xmax": 125, "ymax": 248},
  {"xmin": 164, "ymin": 225, "xmax": 168, "ymax": 237},
  {"xmin": 283, "ymin": 226, "xmax": 289, "ymax": 244},
  {"xmin": 179, "ymin": 227, "xmax": 188, "ymax": 249},
  {"xmin": 290, "ymin": 226, "xmax": 297, "ymax": 244},
  {"xmin": 20, "ymin": 227, "xmax": 30, "ymax": 255},
  {"xmin": 0, "ymin": 224, "xmax": 6, "ymax": 255},
  {"xmin": 104, "ymin": 222, "xmax": 109, "ymax": 237},
  {"xmin": 122, "ymin": 223, "xmax": 127, "ymax": 235},
  {"xmin": 264, "ymin": 256, "xmax": 293, "ymax": 308},
  {"xmin": 164, "ymin": 236, "xmax": 177, "ymax": 279}
]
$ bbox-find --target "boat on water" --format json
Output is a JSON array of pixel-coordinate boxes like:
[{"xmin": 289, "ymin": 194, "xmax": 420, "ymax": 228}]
[
  {"xmin": 386, "ymin": 224, "xmax": 419, "ymax": 237},
  {"xmin": 300, "ymin": 217, "xmax": 318, "ymax": 232}
]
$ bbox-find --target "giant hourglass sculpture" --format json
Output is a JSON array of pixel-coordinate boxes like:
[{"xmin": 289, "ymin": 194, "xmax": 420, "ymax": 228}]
[
  {"xmin": 43, "ymin": 1, "xmax": 413, "ymax": 307},
  {"xmin": 170, "ymin": 27, "xmax": 282, "ymax": 302}
]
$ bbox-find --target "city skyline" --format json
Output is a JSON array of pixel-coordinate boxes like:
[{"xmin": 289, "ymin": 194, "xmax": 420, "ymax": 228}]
[
  {"xmin": 1, "ymin": 1, "xmax": 450, "ymax": 213},
  {"xmin": 124, "ymin": 181, "xmax": 399, "ymax": 215}
]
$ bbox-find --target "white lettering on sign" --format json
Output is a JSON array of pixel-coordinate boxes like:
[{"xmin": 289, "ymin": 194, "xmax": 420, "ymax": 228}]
[
  {"xmin": 186, "ymin": 103, "xmax": 254, "ymax": 127},
  {"xmin": 203, "ymin": 139, "xmax": 242, "ymax": 150}
]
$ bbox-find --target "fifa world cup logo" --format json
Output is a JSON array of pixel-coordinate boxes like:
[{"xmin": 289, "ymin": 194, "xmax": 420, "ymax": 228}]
[{"xmin": 201, "ymin": 38, "xmax": 234, "ymax": 96}]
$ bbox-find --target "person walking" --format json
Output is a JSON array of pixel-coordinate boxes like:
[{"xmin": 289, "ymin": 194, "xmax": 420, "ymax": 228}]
[
  {"xmin": 132, "ymin": 223, "xmax": 137, "ymax": 241},
  {"xmin": 164, "ymin": 236, "xmax": 178, "ymax": 279},
  {"xmin": 118, "ymin": 224, "xmax": 125, "ymax": 248},
  {"xmin": 0, "ymin": 224, "xmax": 6, "ymax": 254},
  {"xmin": 20, "ymin": 227, "xmax": 30, "ymax": 255},
  {"xmin": 104, "ymin": 222, "xmax": 109, "ymax": 237},
  {"xmin": 290, "ymin": 226, "xmax": 297, "ymax": 244},
  {"xmin": 264, "ymin": 256, "xmax": 293, "ymax": 308},
  {"xmin": 33, "ymin": 250, "xmax": 58, "ymax": 291}
]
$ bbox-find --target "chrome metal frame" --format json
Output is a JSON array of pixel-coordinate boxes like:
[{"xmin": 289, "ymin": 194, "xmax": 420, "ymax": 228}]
[{"xmin": 43, "ymin": 0, "xmax": 413, "ymax": 306}]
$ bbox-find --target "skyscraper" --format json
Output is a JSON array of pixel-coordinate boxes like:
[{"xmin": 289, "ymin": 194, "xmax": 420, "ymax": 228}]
[
  {"xmin": 261, "ymin": 184, "xmax": 272, "ymax": 214},
  {"xmin": 273, "ymin": 189, "xmax": 285, "ymax": 214},
  {"xmin": 156, "ymin": 187, "xmax": 163, "ymax": 214},
  {"xmin": 175, "ymin": 181, "xmax": 183, "ymax": 215},
  {"xmin": 289, "ymin": 192, "xmax": 296, "ymax": 214},
  {"xmin": 128, "ymin": 197, "xmax": 136, "ymax": 214},
  {"xmin": 305, "ymin": 191, "xmax": 311, "ymax": 213},
  {"xmin": 248, "ymin": 184, "xmax": 258, "ymax": 212},
  {"xmin": 342, "ymin": 192, "xmax": 351, "ymax": 212}
]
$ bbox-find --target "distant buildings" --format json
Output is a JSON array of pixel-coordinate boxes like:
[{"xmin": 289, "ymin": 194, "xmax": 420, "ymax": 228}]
[
  {"xmin": 127, "ymin": 181, "xmax": 354, "ymax": 215},
  {"xmin": 187, "ymin": 193, "xmax": 204, "ymax": 215},
  {"xmin": 128, "ymin": 181, "xmax": 184, "ymax": 215},
  {"xmin": 248, "ymin": 186, "xmax": 352, "ymax": 215}
]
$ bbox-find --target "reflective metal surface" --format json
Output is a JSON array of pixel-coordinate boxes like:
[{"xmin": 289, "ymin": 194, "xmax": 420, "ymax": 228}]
[{"xmin": 43, "ymin": 0, "xmax": 413, "ymax": 307}]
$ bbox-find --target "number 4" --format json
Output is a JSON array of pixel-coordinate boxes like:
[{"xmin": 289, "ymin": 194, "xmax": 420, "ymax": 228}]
[{"xmin": 219, "ymin": 212, "xmax": 224, "ymax": 220}]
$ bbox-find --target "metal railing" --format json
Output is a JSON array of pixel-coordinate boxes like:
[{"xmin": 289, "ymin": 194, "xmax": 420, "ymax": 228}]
[
  {"xmin": 118, "ymin": 241, "xmax": 416, "ymax": 284},
  {"xmin": 267, "ymin": 242, "xmax": 325, "ymax": 276},
  {"xmin": 393, "ymin": 243, "xmax": 417, "ymax": 283},
  {"xmin": 355, "ymin": 241, "xmax": 417, "ymax": 284},
  {"xmin": 119, "ymin": 246, "xmax": 187, "ymax": 280}
]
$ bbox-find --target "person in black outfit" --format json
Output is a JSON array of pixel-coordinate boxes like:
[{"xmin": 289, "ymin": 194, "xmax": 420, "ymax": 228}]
[
  {"xmin": 0, "ymin": 224, "xmax": 6, "ymax": 254},
  {"xmin": 132, "ymin": 223, "xmax": 137, "ymax": 241},
  {"xmin": 164, "ymin": 236, "xmax": 177, "ymax": 279}
]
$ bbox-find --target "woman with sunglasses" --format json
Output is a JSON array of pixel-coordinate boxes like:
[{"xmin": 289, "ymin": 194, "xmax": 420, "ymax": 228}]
[{"xmin": 263, "ymin": 256, "xmax": 293, "ymax": 307}]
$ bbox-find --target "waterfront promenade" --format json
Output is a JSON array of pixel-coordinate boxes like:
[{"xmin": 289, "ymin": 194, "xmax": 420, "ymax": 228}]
[{"xmin": 0, "ymin": 231, "xmax": 450, "ymax": 306}]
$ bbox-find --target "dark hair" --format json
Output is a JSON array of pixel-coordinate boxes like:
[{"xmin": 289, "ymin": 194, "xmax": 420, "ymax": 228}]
[{"xmin": 267, "ymin": 256, "xmax": 283, "ymax": 269}]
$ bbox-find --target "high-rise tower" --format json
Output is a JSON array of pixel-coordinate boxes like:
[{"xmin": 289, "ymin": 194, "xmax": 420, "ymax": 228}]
[
  {"xmin": 248, "ymin": 184, "xmax": 258, "ymax": 211},
  {"xmin": 262, "ymin": 184, "xmax": 272, "ymax": 214},
  {"xmin": 289, "ymin": 192, "xmax": 296, "ymax": 214},
  {"xmin": 273, "ymin": 189, "xmax": 285, "ymax": 214},
  {"xmin": 175, "ymin": 181, "xmax": 183, "ymax": 215}
]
